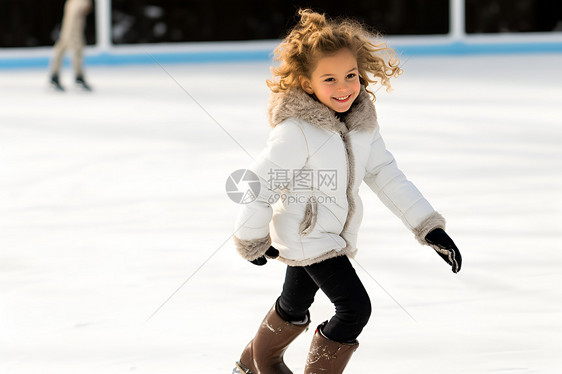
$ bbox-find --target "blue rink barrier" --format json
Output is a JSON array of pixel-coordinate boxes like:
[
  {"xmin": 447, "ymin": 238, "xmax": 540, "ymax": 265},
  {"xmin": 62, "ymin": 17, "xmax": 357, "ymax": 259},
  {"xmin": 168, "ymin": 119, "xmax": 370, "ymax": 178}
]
[{"xmin": 1, "ymin": 40, "xmax": 561, "ymax": 69}]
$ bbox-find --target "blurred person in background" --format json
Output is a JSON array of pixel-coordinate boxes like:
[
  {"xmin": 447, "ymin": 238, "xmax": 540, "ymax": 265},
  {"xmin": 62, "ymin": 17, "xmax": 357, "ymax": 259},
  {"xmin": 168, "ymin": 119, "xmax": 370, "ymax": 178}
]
[{"xmin": 49, "ymin": 0, "xmax": 93, "ymax": 91}]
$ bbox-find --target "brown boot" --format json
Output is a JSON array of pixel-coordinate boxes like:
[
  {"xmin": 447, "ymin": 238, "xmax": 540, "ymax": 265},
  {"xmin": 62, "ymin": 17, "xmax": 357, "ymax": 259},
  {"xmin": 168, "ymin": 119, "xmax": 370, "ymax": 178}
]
[
  {"xmin": 304, "ymin": 323, "xmax": 359, "ymax": 374},
  {"xmin": 235, "ymin": 304, "xmax": 310, "ymax": 374}
]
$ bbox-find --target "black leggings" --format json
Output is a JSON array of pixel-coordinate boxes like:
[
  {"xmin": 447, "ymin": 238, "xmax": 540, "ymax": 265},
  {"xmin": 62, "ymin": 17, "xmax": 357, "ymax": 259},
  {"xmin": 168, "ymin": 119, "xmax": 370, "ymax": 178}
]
[{"xmin": 277, "ymin": 255, "xmax": 371, "ymax": 343}]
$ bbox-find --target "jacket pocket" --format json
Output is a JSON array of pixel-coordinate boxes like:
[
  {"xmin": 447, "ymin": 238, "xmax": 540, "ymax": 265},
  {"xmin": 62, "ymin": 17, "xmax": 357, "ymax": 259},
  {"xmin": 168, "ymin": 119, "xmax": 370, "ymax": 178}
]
[{"xmin": 299, "ymin": 197, "xmax": 318, "ymax": 236}]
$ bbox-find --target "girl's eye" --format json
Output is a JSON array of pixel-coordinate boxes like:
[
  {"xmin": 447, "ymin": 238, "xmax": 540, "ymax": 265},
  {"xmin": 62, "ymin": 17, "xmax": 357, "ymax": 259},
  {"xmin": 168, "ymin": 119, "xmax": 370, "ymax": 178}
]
[
  {"xmin": 347, "ymin": 73, "xmax": 356, "ymax": 79},
  {"xmin": 324, "ymin": 77, "xmax": 335, "ymax": 82}
]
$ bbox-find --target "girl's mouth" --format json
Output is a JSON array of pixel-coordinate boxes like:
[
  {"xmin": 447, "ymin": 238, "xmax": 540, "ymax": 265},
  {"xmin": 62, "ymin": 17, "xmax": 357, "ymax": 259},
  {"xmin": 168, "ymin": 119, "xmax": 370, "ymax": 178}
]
[{"xmin": 333, "ymin": 94, "xmax": 352, "ymax": 102}]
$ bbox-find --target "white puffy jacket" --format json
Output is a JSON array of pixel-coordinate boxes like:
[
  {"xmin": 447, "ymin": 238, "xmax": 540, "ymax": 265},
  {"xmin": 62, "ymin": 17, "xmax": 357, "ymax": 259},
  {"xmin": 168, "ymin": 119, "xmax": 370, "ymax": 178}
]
[{"xmin": 234, "ymin": 87, "xmax": 445, "ymax": 266}]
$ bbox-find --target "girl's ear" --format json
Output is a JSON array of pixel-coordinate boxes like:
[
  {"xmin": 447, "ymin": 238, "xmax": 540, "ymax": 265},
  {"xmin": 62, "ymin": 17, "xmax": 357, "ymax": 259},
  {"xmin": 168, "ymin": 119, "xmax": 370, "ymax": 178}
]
[{"xmin": 299, "ymin": 76, "xmax": 314, "ymax": 94}]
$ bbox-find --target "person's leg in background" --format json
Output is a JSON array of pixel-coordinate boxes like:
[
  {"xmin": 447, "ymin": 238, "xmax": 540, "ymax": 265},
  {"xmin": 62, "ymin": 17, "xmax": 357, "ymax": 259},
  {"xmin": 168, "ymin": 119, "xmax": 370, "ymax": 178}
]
[
  {"xmin": 50, "ymin": 40, "xmax": 67, "ymax": 91},
  {"xmin": 73, "ymin": 37, "xmax": 91, "ymax": 91}
]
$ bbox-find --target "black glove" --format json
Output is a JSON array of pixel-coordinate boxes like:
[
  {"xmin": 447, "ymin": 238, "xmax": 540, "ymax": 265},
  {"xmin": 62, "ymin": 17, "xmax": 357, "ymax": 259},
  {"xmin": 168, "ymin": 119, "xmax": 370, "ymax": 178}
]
[
  {"xmin": 425, "ymin": 228, "xmax": 462, "ymax": 273},
  {"xmin": 250, "ymin": 246, "xmax": 279, "ymax": 266}
]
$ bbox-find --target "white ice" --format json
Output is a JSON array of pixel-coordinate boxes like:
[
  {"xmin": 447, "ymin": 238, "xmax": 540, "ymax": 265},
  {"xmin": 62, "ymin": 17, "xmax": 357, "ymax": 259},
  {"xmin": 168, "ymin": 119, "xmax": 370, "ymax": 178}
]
[{"xmin": 1, "ymin": 53, "xmax": 561, "ymax": 373}]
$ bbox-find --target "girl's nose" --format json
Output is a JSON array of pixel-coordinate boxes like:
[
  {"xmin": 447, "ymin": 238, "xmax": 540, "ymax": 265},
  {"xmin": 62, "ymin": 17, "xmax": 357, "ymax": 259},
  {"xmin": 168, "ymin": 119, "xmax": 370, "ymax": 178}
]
[{"xmin": 336, "ymin": 82, "xmax": 348, "ymax": 91}]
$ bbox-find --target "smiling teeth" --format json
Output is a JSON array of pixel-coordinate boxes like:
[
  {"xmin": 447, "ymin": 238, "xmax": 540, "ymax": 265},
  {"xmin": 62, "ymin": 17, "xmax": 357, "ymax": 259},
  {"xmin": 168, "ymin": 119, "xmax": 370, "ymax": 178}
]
[{"xmin": 335, "ymin": 95, "xmax": 350, "ymax": 100}]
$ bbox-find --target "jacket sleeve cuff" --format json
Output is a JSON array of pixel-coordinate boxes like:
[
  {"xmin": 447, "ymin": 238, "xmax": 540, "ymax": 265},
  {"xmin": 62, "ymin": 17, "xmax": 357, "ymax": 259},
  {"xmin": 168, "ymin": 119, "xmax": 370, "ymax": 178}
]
[
  {"xmin": 413, "ymin": 211, "xmax": 446, "ymax": 245},
  {"xmin": 234, "ymin": 234, "xmax": 272, "ymax": 261}
]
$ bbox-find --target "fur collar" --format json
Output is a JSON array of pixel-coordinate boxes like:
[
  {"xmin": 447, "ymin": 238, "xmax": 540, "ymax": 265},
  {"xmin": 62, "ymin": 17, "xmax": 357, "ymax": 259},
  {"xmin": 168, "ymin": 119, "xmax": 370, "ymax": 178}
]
[{"xmin": 267, "ymin": 86, "xmax": 378, "ymax": 133}]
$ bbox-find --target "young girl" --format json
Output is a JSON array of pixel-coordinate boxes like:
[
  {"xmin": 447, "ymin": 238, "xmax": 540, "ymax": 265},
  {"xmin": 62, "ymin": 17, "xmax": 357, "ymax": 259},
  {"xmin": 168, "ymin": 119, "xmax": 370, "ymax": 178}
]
[{"xmin": 233, "ymin": 9, "xmax": 462, "ymax": 374}]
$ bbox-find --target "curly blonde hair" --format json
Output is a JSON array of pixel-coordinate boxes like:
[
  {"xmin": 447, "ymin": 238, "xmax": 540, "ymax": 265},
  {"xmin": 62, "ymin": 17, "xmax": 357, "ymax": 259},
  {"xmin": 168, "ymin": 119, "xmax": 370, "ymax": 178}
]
[{"xmin": 267, "ymin": 9, "xmax": 402, "ymax": 100}]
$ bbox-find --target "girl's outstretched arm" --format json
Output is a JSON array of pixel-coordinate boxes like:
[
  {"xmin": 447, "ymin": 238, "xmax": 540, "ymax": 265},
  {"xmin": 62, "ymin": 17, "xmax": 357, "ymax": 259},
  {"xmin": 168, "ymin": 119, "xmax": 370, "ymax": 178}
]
[{"xmin": 363, "ymin": 126, "xmax": 461, "ymax": 272}]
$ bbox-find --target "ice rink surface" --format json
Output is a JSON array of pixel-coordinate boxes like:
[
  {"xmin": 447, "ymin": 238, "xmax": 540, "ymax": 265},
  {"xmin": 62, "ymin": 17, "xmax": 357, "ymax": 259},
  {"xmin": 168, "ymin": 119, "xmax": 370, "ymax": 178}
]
[{"xmin": 1, "ymin": 53, "xmax": 561, "ymax": 373}]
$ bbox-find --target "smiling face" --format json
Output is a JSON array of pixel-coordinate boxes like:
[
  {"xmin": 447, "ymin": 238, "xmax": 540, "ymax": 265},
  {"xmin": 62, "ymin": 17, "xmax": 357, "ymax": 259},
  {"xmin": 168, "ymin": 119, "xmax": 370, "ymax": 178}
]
[{"xmin": 299, "ymin": 48, "xmax": 361, "ymax": 113}]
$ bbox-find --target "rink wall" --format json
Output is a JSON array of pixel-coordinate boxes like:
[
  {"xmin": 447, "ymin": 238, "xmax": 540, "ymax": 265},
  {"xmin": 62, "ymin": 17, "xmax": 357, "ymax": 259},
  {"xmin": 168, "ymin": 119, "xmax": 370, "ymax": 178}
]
[
  {"xmin": 1, "ymin": 0, "xmax": 562, "ymax": 70},
  {"xmin": 2, "ymin": 0, "xmax": 562, "ymax": 69},
  {"xmin": 1, "ymin": 35, "xmax": 562, "ymax": 70}
]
